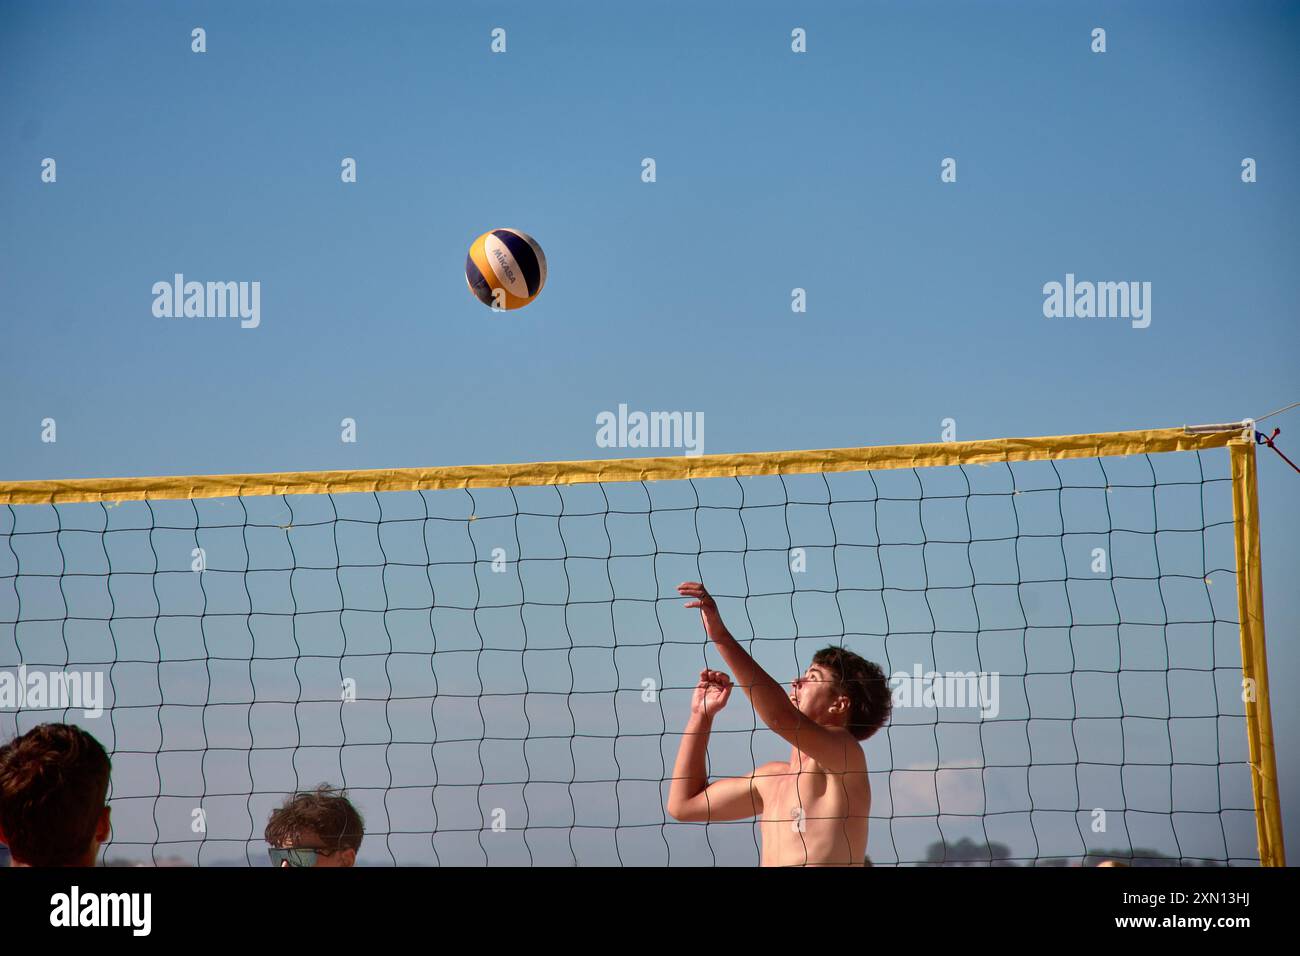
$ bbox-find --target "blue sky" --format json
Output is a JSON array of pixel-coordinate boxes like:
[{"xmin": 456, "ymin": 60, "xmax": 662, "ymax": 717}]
[{"xmin": 1, "ymin": 0, "xmax": 1297, "ymax": 864}]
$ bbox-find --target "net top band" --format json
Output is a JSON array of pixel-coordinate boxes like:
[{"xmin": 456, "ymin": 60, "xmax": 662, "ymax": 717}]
[{"xmin": 0, "ymin": 425, "xmax": 1248, "ymax": 505}]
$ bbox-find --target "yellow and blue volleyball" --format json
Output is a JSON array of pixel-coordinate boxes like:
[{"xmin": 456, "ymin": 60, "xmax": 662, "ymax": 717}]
[{"xmin": 465, "ymin": 228, "xmax": 547, "ymax": 310}]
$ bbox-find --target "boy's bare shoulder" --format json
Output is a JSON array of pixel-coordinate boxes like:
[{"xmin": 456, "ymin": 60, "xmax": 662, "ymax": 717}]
[
  {"xmin": 810, "ymin": 729, "xmax": 869, "ymax": 771},
  {"xmin": 745, "ymin": 762, "xmax": 788, "ymax": 803},
  {"xmin": 837, "ymin": 730, "xmax": 870, "ymax": 768},
  {"xmin": 750, "ymin": 761, "xmax": 791, "ymax": 788}
]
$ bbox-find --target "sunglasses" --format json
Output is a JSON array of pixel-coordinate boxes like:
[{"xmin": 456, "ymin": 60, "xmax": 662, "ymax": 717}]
[{"xmin": 268, "ymin": 846, "xmax": 334, "ymax": 868}]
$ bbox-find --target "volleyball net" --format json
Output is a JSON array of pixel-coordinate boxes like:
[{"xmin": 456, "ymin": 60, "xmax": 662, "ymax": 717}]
[{"xmin": 0, "ymin": 423, "xmax": 1284, "ymax": 866}]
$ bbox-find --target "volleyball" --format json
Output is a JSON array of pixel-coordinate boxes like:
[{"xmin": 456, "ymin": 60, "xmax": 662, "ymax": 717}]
[{"xmin": 465, "ymin": 227, "xmax": 547, "ymax": 310}]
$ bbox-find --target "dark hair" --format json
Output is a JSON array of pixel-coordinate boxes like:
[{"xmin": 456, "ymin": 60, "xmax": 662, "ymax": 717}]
[
  {"xmin": 812, "ymin": 646, "xmax": 892, "ymax": 741},
  {"xmin": 0, "ymin": 722, "xmax": 111, "ymax": 866},
  {"xmin": 265, "ymin": 784, "xmax": 364, "ymax": 853}
]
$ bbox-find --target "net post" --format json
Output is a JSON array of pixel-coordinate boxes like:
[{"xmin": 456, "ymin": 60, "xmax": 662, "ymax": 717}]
[{"xmin": 1229, "ymin": 433, "xmax": 1286, "ymax": 866}]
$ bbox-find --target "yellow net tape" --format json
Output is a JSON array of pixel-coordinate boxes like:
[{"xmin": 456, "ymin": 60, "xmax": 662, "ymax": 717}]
[{"xmin": 0, "ymin": 426, "xmax": 1241, "ymax": 505}]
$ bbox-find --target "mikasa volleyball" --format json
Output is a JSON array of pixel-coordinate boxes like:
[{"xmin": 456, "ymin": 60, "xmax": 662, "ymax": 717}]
[{"xmin": 465, "ymin": 228, "xmax": 547, "ymax": 311}]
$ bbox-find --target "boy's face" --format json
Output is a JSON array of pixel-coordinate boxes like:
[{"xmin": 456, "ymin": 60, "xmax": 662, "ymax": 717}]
[{"xmin": 790, "ymin": 663, "xmax": 846, "ymax": 724}]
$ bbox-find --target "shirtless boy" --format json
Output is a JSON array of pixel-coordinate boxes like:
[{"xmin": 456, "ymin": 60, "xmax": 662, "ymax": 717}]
[{"xmin": 666, "ymin": 582, "xmax": 891, "ymax": 866}]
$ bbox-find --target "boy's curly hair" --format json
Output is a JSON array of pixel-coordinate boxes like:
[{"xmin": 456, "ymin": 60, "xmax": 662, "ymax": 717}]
[{"xmin": 265, "ymin": 784, "xmax": 364, "ymax": 852}]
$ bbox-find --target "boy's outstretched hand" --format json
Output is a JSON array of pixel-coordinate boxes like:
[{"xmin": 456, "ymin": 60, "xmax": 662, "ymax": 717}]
[
  {"xmin": 678, "ymin": 581, "xmax": 729, "ymax": 642},
  {"xmin": 691, "ymin": 668, "xmax": 732, "ymax": 719},
  {"xmin": 678, "ymin": 581, "xmax": 716, "ymax": 611}
]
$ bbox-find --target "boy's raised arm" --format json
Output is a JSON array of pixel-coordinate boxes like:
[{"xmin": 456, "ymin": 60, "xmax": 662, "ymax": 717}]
[
  {"xmin": 678, "ymin": 581, "xmax": 855, "ymax": 771},
  {"xmin": 666, "ymin": 669, "xmax": 765, "ymax": 822}
]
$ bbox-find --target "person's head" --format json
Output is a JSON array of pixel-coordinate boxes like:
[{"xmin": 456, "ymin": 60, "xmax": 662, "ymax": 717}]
[
  {"xmin": 0, "ymin": 722, "xmax": 112, "ymax": 867},
  {"xmin": 265, "ymin": 784, "xmax": 364, "ymax": 868},
  {"xmin": 790, "ymin": 646, "xmax": 892, "ymax": 741}
]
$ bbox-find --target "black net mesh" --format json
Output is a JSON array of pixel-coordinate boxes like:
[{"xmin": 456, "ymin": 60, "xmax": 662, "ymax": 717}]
[{"xmin": 0, "ymin": 448, "xmax": 1259, "ymax": 865}]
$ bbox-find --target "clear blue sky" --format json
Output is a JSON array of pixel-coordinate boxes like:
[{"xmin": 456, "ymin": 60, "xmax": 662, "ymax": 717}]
[{"xmin": 1, "ymin": 0, "xmax": 1296, "ymax": 865}]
